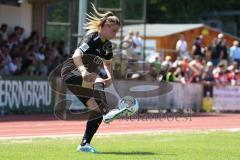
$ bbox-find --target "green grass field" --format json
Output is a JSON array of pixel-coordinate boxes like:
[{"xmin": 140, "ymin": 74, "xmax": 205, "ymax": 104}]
[{"xmin": 1, "ymin": 131, "xmax": 240, "ymax": 160}]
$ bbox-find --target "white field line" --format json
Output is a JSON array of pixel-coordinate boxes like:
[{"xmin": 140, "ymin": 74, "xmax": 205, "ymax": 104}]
[{"xmin": 0, "ymin": 128, "xmax": 240, "ymax": 140}]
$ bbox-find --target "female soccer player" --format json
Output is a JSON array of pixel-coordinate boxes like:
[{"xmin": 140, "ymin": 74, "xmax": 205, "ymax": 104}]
[{"xmin": 61, "ymin": 4, "xmax": 120, "ymax": 153}]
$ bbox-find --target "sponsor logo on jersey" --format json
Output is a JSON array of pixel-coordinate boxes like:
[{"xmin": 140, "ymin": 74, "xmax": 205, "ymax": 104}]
[{"xmin": 79, "ymin": 43, "xmax": 89, "ymax": 52}]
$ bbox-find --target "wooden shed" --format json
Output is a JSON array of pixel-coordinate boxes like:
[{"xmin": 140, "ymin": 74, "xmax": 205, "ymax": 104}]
[{"xmin": 123, "ymin": 24, "xmax": 239, "ymax": 60}]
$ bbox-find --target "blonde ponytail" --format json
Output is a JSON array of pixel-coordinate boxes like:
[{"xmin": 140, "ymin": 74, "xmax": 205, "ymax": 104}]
[{"xmin": 85, "ymin": 3, "xmax": 120, "ymax": 35}]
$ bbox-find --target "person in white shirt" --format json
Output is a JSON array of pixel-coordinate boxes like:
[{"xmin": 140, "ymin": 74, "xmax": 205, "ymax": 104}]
[
  {"xmin": 0, "ymin": 24, "xmax": 8, "ymax": 41},
  {"xmin": 132, "ymin": 31, "xmax": 143, "ymax": 60},
  {"xmin": 176, "ymin": 34, "xmax": 190, "ymax": 59}
]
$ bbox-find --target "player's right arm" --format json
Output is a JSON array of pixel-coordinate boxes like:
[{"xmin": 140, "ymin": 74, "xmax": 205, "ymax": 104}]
[{"xmin": 72, "ymin": 48, "xmax": 96, "ymax": 82}]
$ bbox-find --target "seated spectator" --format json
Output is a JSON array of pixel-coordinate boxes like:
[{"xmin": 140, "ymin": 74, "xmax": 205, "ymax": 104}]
[
  {"xmin": 172, "ymin": 61, "xmax": 187, "ymax": 83},
  {"xmin": 162, "ymin": 63, "xmax": 177, "ymax": 82},
  {"xmin": 7, "ymin": 33, "xmax": 19, "ymax": 50},
  {"xmin": 7, "ymin": 56, "xmax": 22, "ymax": 75},
  {"xmin": 27, "ymin": 31, "xmax": 40, "ymax": 46},
  {"xmin": 39, "ymin": 36, "xmax": 49, "ymax": 49},
  {"xmin": 226, "ymin": 65, "xmax": 236, "ymax": 85},
  {"xmin": 231, "ymin": 61, "xmax": 239, "ymax": 70},
  {"xmin": 0, "ymin": 43, "xmax": 12, "ymax": 75},
  {"xmin": 34, "ymin": 46, "xmax": 45, "ymax": 62},
  {"xmin": 213, "ymin": 62, "xmax": 229, "ymax": 86},
  {"xmin": 0, "ymin": 24, "xmax": 8, "ymax": 41},
  {"xmin": 161, "ymin": 56, "xmax": 172, "ymax": 71},
  {"xmin": 58, "ymin": 40, "xmax": 68, "ymax": 57},
  {"xmin": 0, "ymin": 33, "xmax": 3, "ymax": 45},
  {"xmin": 13, "ymin": 26, "xmax": 24, "ymax": 43},
  {"xmin": 51, "ymin": 40, "xmax": 60, "ymax": 58},
  {"xmin": 0, "ymin": 23, "xmax": 73, "ymax": 77},
  {"xmin": 38, "ymin": 59, "xmax": 49, "ymax": 76},
  {"xmin": 158, "ymin": 56, "xmax": 173, "ymax": 80},
  {"xmin": 21, "ymin": 54, "xmax": 37, "ymax": 76},
  {"xmin": 234, "ymin": 69, "xmax": 240, "ymax": 85},
  {"xmin": 149, "ymin": 57, "xmax": 161, "ymax": 80}
]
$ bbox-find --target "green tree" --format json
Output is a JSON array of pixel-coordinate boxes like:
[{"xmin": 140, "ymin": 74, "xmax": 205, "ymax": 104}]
[{"xmin": 147, "ymin": 0, "xmax": 240, "ymax": 23}]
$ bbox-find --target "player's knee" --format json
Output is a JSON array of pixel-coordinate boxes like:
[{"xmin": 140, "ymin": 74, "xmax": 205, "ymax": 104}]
[
  {"xmin": 88, "ymin": 111, "xmax": 103, "ymax": 122},
  {"xmin": 96, "ymin": 99, "xmax": 109, "ymax": 114}
]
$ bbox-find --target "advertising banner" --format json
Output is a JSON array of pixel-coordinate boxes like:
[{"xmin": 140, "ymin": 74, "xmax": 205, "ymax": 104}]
[
  {"xmin": 213, "ymin": 86, "xmax": 240, "ymax": 111},
  {"xmin": 63, "ymin": 80, "xmax": 203, "ymax": 113},
  {"xmin": 0, "ymin": 77, "xmax": 54, "ymax": 114}
]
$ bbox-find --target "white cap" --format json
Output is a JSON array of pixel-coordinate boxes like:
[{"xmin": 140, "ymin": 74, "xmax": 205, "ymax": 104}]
[
  {"xmin": 206, "ymin": 61, "xmax": 213, "ymax": 67},
  {"xmin": 218, "ymin": 33, "xmax": 224, "ymax": 39}
]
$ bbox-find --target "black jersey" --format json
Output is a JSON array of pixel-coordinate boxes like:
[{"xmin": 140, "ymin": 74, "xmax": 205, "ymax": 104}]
[
  {"xmin": 78, "ymin": 32, "xmax": 113, "ymax": 75},
  {"xmin": 78, "ymin": 32, "xmax": 113, "ymax": 60},
  {"xmin": 61, "ymin": 32, "xmax": 112, "ymax": 81}
]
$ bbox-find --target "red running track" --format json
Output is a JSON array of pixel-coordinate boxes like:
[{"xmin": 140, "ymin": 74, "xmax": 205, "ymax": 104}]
[{"xmin": 0, "ymin": 113, "xmax": 240, "ymax": 138}]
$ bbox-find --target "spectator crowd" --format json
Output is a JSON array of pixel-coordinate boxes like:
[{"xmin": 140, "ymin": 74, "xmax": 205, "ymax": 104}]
[
  {"xmin": 148, "ymin": 33, "xmax": 240, "ymax": 86},
  {"xmin": 0, "ymin": 23, "xmax": 69, "ymax": 77},
  {"xmin": 1, "ymin": 22, "xmax": 240, "ymax": 87}
]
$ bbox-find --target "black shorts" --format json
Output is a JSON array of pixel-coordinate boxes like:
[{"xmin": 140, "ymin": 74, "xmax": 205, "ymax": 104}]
[
  {"xmin": 64, "ymin": 75, "xmax": 92, "ymax": 106},
  {"xmin": 61, "ymin": 58, "xmax": 107, "ymax": 110}
]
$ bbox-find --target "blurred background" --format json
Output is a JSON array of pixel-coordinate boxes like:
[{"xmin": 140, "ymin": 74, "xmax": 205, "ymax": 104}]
[{"xmin": 1, "ymin": 0, "xmax": 240, "ymax": 116}]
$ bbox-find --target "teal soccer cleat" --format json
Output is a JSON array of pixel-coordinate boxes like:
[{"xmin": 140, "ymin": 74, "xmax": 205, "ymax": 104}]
[
  {"xmin": 76, "ymin": 143, "xmax": 96, "ymax": 153},
  {"xmin": 103, "ymin": 108, "xmax": 128, "ymax": 123}
]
